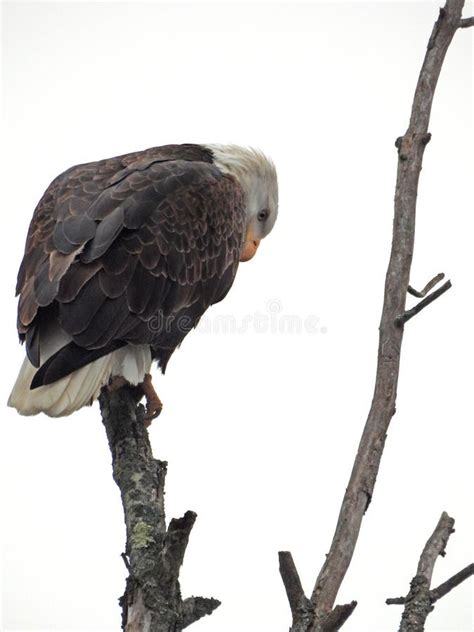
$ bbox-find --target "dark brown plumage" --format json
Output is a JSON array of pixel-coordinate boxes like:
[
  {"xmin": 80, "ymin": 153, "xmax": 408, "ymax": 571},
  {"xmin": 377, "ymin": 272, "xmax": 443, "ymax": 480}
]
[
  {"xmin": 16, "ymin": 144, "xmax": 246, "ymax": 385},
  {"xmin": 9, "ymin": 142, "xmax": 278, "ymax": 417}
]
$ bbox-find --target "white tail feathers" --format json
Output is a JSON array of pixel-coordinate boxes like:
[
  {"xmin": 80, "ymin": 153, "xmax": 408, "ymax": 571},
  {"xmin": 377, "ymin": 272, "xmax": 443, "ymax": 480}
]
[{"xmin": 8, "ymin": 344, "xmax": 152, "ymax": 417}]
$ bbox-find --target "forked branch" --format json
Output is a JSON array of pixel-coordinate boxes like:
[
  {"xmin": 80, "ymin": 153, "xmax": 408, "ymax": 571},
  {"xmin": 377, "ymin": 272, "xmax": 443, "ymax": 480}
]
[
  {"xmin": 279, "ymin": 2, "xmax": 470, "ymax": 630},
  {"xmin": 386, "ymin": 513, "xmax": 473, "ymax": 631},
  {"xmin": 396, "ymin": 279, "xmax": 452, "ymax": 326},
  {"xmin": 99, "ymin": 385, "xmax": 220, "ymax": 631}
]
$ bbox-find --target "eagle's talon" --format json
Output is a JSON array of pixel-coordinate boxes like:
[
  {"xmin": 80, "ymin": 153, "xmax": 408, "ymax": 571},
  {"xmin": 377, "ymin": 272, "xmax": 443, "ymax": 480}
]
[
  {"xmin": 107, "ymin": 374, "xmax": 162, "ymax": 426},
  {"xmin": 144, "ymin": 403, "xmax": 162, "ymax": 427},
  {"xmin": 145, "ymin": 399, "xmax": 163, "ymax": 419},
  {"xmin": 142, "ymin": 373, "xmax": 163, "ymax": 426}
]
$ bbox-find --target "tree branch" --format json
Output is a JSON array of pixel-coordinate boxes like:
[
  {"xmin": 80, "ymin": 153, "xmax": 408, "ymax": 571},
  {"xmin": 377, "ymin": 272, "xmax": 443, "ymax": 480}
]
[
  {"xmin": 319, "ymin": 602, "xmax": 357, "ymax": 632},
  {"xmin": 459, "ymin": 16, "xmax": 474, "ymax": 27},
  {"xmin": 181, "ymin": 597, "xmax": 222, "ymax": 629},
  {"xmin": 279, "ymin": 551, "xmax": 315, "ymax": 629},
  {"xmin": 278, "ymin": 2, "xmax": 466, "ymax": 630},
  {"xmin": 417, "ymin": 512, "xmax": 454, "ymax": 583},
  {"xmin": 99, "ymin": 385, "xmax": 220, "ymax": 630},
  {"xmin": 396, "ymin": 280, "xmax": 452, "ymax": 326},
  {"xmin": 385, "ymin": 513, "xmax": 473, "ymax": 632},
  {"xmin": 279, "ymin": 552, "xmax": 309, "ymax": 616},
  {"xmin": 386, "ymin": 596, "xmax": 406, "ymax": 606},
  {"xmin": 387, "ymin": 563, "xmax": 474, "ymax": 606},
  {"xmin": 407, "ymin": 272, "xmax": 445, "ymax": 297},
  {"xmin": 430, "ymin": 563, "xmax": 474, "ymax": 603}
]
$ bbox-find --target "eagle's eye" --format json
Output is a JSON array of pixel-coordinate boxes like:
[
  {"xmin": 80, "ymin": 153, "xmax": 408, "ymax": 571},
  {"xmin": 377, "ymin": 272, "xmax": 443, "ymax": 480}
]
[{"xmin": 257, "ymin": 209, "xmax": 269, "ymax": 222}]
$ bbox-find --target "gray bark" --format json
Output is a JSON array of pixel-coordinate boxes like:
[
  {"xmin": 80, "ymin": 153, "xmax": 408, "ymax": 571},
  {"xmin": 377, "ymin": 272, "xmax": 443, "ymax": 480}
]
[
  {"xmin": 279, "ymin": 2, "xmax": 470, "ymax": 630},
  {"xmin": 386, "ymin": 513, "xmax": 473, "ymax": 631},
  {"xmin": 99, "ymin": 385, "xmax": 220, "ymax": 631}
]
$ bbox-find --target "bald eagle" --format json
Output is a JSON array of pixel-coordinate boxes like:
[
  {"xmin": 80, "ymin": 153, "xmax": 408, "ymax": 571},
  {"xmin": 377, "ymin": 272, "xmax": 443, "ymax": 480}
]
[{"xmin": 8, "ymin": 144, "xmax": 278, "ymax": 419}]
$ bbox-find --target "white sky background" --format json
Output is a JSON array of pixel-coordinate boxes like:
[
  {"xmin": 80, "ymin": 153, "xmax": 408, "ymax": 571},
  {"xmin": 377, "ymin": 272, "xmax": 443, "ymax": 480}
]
[{"xmin": 1, "ymin": 1, "xmax": 473, "ymax": 631}]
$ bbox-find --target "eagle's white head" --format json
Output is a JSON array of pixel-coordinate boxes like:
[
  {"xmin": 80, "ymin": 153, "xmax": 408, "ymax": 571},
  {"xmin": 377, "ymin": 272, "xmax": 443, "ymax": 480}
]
[{"xmin": 207, "ymin": 144, "xmax": 278, "ymax": 262}]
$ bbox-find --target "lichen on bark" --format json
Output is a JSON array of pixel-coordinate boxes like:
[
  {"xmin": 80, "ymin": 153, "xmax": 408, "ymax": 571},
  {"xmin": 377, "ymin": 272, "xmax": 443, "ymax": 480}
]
[{"xmin": 99, "ymin": 384, "xmax": 220, "ymax": 630}]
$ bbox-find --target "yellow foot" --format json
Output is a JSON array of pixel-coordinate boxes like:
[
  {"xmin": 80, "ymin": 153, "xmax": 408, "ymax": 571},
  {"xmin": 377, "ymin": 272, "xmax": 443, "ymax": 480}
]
[{"xmin": 141, "ymin": 373, "xmax": 163, "ymax": 426}]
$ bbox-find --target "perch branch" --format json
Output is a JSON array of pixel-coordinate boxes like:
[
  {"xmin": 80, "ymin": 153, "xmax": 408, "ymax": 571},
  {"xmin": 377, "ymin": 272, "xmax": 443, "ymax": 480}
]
[
  {"xmin": 279, "ymin": 2, "xmax": 467, "ymax": 630},
  {"xmin": 99, "ymin": 385, "xmax": 220, "ymax": 631},
  {"xmin": 385, "ymin": 513, "xmax": 473, "ymax": 631},
  {"xmin": 459, "ymin": 16, "xmax": 474, "ymax": 26}
]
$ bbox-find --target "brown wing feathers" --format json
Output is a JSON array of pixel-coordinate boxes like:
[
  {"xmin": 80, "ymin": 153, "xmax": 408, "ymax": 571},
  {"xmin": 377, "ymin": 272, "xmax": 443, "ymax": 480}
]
[{"xmin": 16, "ymin": 145, "xmax": 246, "ymax": 386}]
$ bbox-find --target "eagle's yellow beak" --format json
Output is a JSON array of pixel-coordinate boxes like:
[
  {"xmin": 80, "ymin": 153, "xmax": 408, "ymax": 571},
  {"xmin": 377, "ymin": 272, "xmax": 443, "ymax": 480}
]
[{"xmin": 240, "ymin": 232, "xmax": 261, "ymax": 262}]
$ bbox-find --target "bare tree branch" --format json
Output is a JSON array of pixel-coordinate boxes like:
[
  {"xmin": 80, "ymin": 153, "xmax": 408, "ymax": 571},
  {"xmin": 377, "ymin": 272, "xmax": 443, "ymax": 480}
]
[
  {"xmin": 279, "ymin": 552, "xmax": 310, "ymax": 617},
  {"xmin": 309, "ymin": 0, "xmax": 464, "ymax": 620},
  {"xmin": 396, "ymin": 280, "xmax": 452, "ymax": 326},
  {"xmin": 387, "ymin": 562, "xmax": 474, "ymax": 607},
  {"xmin": 181, "ymin": 597, "xmax": 222, "ymax": 629},
  {"xmin": 407, "ymin": 272, "xmax": 445, "ymax": 297},
  {"xmin": 160, "ymin": 511, "xmax": 198, "ymax": 584},
  {"xmin": 99, "ymin": 385, "xmax": 220, "ymax": 630},
  {"xmin": 459, "ymin": 16, "xmax": 474, "ymax": 27},
  {"xmin": 320, "ymin": 602, "xmax": 358, "ymax": 632},
  {"xmin": 430, "ymin": 563, "xmax": 474, "ymax": 603},
  {"xmin": 417, "ymin": 512, "xmax": 455, "ymax": 583},
  {"xmin": 386, "ymin": 513, "xmax": 474, "ymax": 632},
  {"xmin": 279, "ymin": 2, "xmax": 468, "ymax": 630},
  {"xmin": 386, "ymin": 596, "xmax": 406, "ymax": 606}
]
